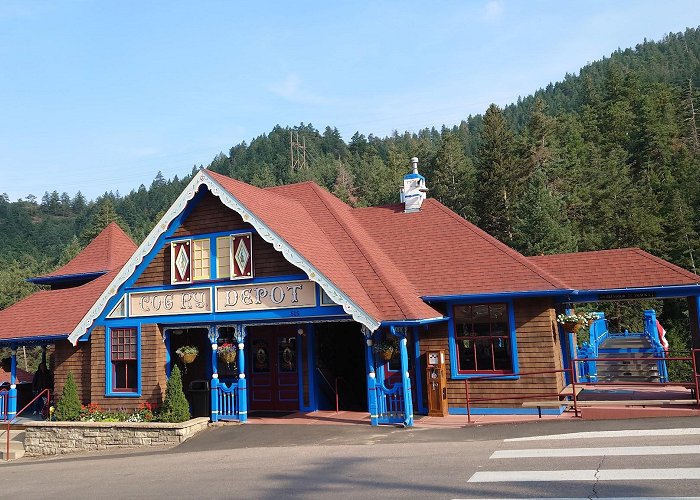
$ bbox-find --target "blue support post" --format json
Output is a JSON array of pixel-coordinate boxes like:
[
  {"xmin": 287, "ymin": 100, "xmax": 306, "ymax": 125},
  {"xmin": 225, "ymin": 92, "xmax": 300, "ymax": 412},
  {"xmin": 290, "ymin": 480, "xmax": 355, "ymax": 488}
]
[
  {"xmin": 306, "ymin": 323, "xmax": 317, "ymax": 411},
  {"xmin": 8, "ymin": 348, "xmax": 17, "ymax": 419},
  {"xmin": 209, "ymin": 327, "xmax": 219, "ymax": 422},
  {"xmin": 399, "ymin": 335, "xmax": 414, "ymax": 427},
  {"xmin": 235, "ymin": 325, "xmax": 247, "ymax": 422},
  {"xmin": 412, "ymin": 326, "xmax": 426, "ymax": 415},
  {"xmin": 363, "ymin": 327, "xmax": 378, "ymax": 426}
]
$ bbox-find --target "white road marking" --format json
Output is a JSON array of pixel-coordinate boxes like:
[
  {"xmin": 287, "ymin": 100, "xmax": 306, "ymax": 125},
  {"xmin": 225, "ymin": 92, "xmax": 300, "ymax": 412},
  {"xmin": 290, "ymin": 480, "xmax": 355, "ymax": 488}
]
[
  {"xmin": 491, "ymin": 444, "xmax": 700, "ymax": 458},
  {"xmin": 505, "ymin": 428, "xmax": 700, "ymax": 442},
  {"xmin": 458, "ymin": 498, "xmax": 700, "ymax": 500},
  {"xmin": 467, "ymin": 467, "xmax": 700, "ymax": 482}
]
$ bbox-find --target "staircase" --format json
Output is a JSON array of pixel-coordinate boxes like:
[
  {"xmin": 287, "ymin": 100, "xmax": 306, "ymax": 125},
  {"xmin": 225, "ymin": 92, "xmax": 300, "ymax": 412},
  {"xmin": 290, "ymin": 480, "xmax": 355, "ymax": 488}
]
[
  {"xmin": 596, "ymin": 336, "xmax": 661, "ymax": 382},
  {"xmin": 0, "ymin": 427, "xmax": 26, "ymax": 460}
]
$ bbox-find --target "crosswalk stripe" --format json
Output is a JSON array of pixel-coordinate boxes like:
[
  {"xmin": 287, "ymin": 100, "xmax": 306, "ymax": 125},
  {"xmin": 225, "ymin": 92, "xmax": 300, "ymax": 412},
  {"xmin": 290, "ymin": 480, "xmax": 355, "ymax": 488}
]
[
  {"xmin": 505, "ymin": 428, "xmax": 700, "ymax": 442},
  {"xmin": 468, "ymin": 467, "xmax": 700, "ymax": 482},
  {"xmin": 491, "ymin": 444, "xmax": 700, "ymax": 458}
]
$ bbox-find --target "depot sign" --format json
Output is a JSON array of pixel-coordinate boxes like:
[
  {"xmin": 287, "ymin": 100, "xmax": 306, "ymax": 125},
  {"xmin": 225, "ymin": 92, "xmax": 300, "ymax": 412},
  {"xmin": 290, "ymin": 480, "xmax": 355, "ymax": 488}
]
[{"xmin": 215, "ymin": 280, "xmax": 316, "ymax": 312}]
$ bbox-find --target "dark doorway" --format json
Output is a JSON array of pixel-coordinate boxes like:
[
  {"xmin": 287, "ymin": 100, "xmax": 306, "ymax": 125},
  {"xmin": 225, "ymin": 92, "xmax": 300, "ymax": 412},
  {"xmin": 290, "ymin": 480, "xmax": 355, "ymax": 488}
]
[
  {"xmin": 248, "ymin": 325, "xmax": 300, "ymax": 412},
  {"xmin": 168, "ymin": 327, "xmax": 210, "ymax": 417},
  {"xmin": 315, "ymin": 323, "xmax": 367, "ymax": 411}
]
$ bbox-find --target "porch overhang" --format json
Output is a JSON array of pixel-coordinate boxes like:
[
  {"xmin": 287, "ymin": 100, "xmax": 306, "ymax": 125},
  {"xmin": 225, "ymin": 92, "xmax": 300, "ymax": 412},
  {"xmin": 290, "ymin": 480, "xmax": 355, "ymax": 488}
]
[{"xmin": 0, "ymin": 334, "xmax": 69, "ymax": 347}]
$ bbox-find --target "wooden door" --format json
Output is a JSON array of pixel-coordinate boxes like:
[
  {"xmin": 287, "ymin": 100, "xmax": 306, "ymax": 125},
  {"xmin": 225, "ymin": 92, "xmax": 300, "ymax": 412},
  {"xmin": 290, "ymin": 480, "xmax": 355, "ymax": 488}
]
[{"xmin": 249, "ymin": 327, "xmax": 299, "ymax": 412}]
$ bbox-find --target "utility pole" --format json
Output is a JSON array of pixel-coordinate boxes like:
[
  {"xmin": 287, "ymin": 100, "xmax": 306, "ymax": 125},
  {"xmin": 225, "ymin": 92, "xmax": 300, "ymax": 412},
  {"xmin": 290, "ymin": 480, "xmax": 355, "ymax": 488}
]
[{"xmin": 290, "ymin": 131, "xmax": 307, "ymax": 172}]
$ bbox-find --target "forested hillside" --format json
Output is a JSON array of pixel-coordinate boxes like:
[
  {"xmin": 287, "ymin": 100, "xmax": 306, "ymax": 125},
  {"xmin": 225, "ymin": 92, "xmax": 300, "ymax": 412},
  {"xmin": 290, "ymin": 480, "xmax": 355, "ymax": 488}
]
[{"xmin": 2, "ymin": 27, "xmax": 700, "ymax": 336}]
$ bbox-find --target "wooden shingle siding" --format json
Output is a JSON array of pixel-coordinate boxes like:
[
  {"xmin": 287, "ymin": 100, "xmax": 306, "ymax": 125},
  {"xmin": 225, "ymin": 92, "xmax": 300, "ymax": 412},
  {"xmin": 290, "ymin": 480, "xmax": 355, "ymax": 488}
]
[
  {"xmin": 133, "ymin": 192, "xmax": 300, "ymax": 287},
  {"xmin": 419, "ymin": 298, "xmax": 565, "ymax": 408},
  {"xmin": 88, "ymin": 324, "xmax": 166, "ymax": 410},
  {"xmin": 54, "ymin": 340, "xmax": 91, "ymax": 404}
]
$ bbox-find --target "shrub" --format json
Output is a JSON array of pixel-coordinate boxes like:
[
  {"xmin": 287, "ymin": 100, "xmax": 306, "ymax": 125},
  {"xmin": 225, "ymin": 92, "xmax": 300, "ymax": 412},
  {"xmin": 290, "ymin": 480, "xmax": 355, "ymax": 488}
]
[
  {"xmin": 160, "ymin": 365, "xmax": 191, "ymax": 423},
  {"xmin": 55, "ymin": 371, "xmax": 81, "ymax": 421}
]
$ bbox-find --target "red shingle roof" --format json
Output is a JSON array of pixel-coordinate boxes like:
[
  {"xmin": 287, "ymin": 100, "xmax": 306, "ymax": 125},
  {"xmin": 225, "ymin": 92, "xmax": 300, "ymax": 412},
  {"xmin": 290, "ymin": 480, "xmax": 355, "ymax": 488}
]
[
  {"xmin": 352, "ymin": 198, "xmax": 567, "ymax": 297},
  {"xmin": 529, "ymin": 248, "xmax": 700, "ymax": 290},
  {"xmin": 210, "ymin": 172, "xmax": 440, "ymax": 321},
  {"xmin": 0, "ymin": 269, "xmax": 120, "ymax": 340},
  {"xmin": 0, "ymin": 367, "xmax": 33, "ymax": 385},
  {"xmin": 36, "ymin": 222, "xmax": 136, "ymax": 279}
]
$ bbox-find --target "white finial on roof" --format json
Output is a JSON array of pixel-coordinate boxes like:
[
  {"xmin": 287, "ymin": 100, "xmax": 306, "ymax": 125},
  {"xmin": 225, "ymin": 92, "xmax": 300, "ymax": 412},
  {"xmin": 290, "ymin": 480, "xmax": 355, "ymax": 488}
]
[{"xmin": 400, "ymin": 157, "xmax": 428, "ymax": 213}]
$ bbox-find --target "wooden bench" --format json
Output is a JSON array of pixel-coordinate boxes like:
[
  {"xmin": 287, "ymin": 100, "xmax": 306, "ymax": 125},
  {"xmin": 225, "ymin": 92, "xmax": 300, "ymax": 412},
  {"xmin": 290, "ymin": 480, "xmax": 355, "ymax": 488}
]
[
  {"xmin": 559, "ymin": 384, "xmax": 583, "ymax": 399},
  {"xmin": 522, "ymin": 400, "xmax": 573, "ymax": 418}
]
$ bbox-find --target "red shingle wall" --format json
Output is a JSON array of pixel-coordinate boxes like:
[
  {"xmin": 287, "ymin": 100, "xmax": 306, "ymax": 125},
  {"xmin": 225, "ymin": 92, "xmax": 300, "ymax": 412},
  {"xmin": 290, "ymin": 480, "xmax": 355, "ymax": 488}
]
[
  {"xmin": 54, "ymin": 340, "xmax": 91, "ymax": 404},
  {"xmin": 89, "ymin": 324, "xmax": 166, "ymax": 410},
  {"xmin": 419, "ymin": 298, "xmax": 565, "ymax": 408}
]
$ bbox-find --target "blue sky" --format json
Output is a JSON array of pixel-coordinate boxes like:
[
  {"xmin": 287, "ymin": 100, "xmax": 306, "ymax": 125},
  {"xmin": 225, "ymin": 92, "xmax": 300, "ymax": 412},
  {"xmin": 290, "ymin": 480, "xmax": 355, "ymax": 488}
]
[{"xmin": 1, "ymin": 0, "xmax": 699, "ymax": 201}]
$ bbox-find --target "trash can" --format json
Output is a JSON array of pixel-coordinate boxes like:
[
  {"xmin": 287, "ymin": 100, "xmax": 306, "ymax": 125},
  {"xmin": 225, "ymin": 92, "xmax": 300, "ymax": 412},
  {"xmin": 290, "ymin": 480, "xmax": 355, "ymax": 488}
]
[{"xmin": 188, "ymin": 379, "xmax": 210, "ymax": 417}]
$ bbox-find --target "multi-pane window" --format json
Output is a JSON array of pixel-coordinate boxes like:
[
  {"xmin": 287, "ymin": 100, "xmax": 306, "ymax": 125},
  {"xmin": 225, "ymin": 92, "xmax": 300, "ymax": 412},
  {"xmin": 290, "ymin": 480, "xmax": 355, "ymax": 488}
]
[
  {"xmin": 454, "ymin": 304, "xmax": 512, "ymax": 373},
  {"xmin": 111, "ymin": 328, "xmax": 138, "ymax": 392},
  {"xmin": 216, "ymin": 236, "xmax": 231, "ymax": 279},
  {"xmin": 193, "ymin": 238, "xmax": 211, "ymax": 280}
]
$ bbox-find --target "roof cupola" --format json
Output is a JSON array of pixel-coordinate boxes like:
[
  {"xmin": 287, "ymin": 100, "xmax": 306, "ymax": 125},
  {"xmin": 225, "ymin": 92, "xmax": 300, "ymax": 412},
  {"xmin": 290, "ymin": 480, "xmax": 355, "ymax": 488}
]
[{"xmin": 400, "ymin": 157, "xmax": 428, "ymax": 213}]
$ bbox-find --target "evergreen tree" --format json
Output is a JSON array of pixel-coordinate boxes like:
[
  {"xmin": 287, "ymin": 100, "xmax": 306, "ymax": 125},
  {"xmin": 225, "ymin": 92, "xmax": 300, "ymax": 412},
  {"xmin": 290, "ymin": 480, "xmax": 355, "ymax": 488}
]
[
  {"xmin": 160, "ymin": 365, "xmax": 190, "ymax": 423},
  {"xmin": 79, "ymin": 198, "xmax": 127, "ymax": 245},
  {"xmin": 55, "ymin": 371, "xmax": 81, "ymax": 421},
  {"xmin": 431, "ymin": 132, "xmax": 476, "ymax": 220},
  {"xmin": 475, "ymin": 104, "xmax": 519, "ymax": 243},
  {"xmin": 513, "ymin": 167, "xmax": 577, "ymax": 255}
]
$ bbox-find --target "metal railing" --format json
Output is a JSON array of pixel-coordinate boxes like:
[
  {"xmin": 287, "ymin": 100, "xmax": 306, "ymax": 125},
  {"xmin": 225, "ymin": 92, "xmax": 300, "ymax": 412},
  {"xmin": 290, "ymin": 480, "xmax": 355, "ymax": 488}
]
[
  {"xmin": 315, "ymin": 367, "xmax": 349, "ymax": 413},
  {"xmin": 6, "ymin": 388, "xmax": 49, "ymax": 460},
  {"xmin": 572, "ymin": 350, "xmax": 699, "ymax": 407},
  {"xmin": 464, "ymin": 367, "xmax": 578, "ymax": 424}
]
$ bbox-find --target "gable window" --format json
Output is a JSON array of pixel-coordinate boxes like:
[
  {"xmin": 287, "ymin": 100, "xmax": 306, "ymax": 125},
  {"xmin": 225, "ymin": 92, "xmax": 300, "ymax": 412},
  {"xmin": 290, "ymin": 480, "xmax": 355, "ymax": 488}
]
[
  {"xmin": 216, "ymin": 236, "xmax": 232, "ymax": 279},
  {"xmin": 193, "ymin": 238, "xmax": 211, "ymax": 280},
  {"xmin": 454, "ymin": 303, "xmax": 513, "ymax": 374},
  {"xmin": 109, "ymin": 327, "xmax": 139, "ymax": 394}
]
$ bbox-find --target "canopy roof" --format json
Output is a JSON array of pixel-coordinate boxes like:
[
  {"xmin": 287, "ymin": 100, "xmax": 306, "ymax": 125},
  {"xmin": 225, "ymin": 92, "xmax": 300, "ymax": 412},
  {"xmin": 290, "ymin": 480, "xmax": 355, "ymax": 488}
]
[
  {"xmin": 29, "ymin": 222, "xmax": 136, "ymax": 284},
  {"xmin": 529, "ymin": 248, "xmax": 700, "ymax": 291}
]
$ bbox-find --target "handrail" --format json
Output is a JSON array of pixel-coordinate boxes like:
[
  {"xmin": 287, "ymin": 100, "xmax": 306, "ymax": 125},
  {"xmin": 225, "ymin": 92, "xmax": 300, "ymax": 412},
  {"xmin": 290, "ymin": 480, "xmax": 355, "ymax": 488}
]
[
  {"xmin": 6, "ymin": 388, "xmax": 49, "ymax": 461},
  {"xmin": 573, "ymin": 351, "xmax": 699, "ymax": 407},
  {"xmin": 315, "ymin": 367, "xmax": 339, "ymax": 413},
  {"xmin": 464, "ymin": 367, "xmax": 578, "ymax": 423}
]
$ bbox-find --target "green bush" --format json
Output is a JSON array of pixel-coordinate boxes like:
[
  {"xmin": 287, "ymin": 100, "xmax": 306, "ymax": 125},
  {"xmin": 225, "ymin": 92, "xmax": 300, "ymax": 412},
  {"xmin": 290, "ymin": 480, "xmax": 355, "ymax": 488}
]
[
  {"xmin": 160, "ymin": 365, "xmax": 191, "ymax": 423},
  {"xmin": 55, "ymin": 371, "xmax": 81, "ymax": 421}
]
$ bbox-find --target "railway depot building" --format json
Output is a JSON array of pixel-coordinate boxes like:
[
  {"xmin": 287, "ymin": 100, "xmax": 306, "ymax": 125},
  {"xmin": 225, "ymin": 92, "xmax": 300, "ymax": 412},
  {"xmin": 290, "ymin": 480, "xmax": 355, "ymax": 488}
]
[{"xmin": 1, "ymin": 161, "xmax": 699, "ymax": 425}]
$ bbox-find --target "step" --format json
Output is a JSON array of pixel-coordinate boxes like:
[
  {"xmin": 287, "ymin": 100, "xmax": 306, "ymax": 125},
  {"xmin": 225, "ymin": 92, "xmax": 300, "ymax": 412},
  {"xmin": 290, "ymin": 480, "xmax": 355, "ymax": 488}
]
[{"xmin": 0, "ymin": 429, "xmax": 26, "ymax": 460}]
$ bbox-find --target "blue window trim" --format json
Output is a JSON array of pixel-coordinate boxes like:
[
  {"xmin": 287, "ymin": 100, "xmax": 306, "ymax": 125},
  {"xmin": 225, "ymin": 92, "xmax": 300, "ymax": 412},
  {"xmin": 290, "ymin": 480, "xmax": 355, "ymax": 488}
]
[
  {"xmin": 105, "ymin": 325, "xmax": 142, "ymax": 397},
  {"xmin": 446, "ymin": 299, "xmax": 520, "ymax": 381}
]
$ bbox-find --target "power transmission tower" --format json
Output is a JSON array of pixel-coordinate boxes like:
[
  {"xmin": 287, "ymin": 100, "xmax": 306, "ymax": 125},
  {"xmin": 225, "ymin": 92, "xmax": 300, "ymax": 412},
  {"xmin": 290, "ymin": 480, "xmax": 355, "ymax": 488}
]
[{"xmin": 290, "ymin": 131, "xmax": 307, "ymax": 171}]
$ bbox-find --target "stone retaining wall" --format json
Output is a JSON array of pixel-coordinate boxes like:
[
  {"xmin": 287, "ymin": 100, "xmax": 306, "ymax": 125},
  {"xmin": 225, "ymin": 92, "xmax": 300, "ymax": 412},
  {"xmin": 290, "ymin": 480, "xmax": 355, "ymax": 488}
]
[{"xmin": 23, "ymin": 417, "xmax": 210, "ymax": 456}]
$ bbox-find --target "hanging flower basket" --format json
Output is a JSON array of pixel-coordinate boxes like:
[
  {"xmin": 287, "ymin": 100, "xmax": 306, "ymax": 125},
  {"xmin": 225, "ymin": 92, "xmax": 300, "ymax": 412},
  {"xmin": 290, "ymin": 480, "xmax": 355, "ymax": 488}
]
[
  {"xmin": 176, "ymin": 345, "xmax": 198, "ymax": 364},
  {"xmin": 217, "ymin": 343, "xmax": 237, "ymax": 364},
  {"xmin": 373, "ymin": 338, "xmax": 398, "ymax": 361}
]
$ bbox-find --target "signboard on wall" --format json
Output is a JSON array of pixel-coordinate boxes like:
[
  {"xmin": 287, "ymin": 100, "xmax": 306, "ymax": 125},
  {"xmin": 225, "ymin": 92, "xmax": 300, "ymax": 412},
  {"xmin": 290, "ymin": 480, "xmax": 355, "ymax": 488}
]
[
  {"xmin": 129, "ymin": 288, "xmax": 212, "ymax": 317},
  {"xmin": 215, "ymin": 280, "xmax": 316, "ymax": 312}
]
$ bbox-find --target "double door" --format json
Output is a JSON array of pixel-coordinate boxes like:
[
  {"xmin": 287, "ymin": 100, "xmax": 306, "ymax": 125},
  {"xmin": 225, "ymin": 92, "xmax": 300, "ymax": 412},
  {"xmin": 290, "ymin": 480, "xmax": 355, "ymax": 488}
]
[{"xmin": 248, "ymin": 326, "xmax": 299, "ymax": 411}]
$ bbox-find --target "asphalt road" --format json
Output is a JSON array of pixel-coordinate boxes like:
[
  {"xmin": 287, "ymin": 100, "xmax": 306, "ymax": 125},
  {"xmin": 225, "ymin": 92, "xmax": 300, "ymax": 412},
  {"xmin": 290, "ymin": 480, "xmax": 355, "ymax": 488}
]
[{"xmin": 2, "ymin": 417, "xmax": 700, "ymax": 499}]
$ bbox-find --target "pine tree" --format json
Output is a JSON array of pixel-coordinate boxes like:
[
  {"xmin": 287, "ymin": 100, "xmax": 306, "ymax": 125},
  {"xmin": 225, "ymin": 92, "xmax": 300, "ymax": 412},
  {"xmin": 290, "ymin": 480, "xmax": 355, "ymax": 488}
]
[
  {"xmin": 475, "ymin": 104, "xmax": 519, "ymax": 243},
  {"xmin": 513, "ymin": 167, "xmax": 576, "ymax": 255},
  {"xmin": 160, "ymin": 365, "xmax": 190, "ymax": 423},
  {"xmin": 431, "ymin": 132, "xmax": 476, "ymax": 220},
  {"xmin": 55, "ymin": 371, "xmax": 81, "ymax": 421},
  {"xmin": 79, "ymin": 198, "xmax": 127, "ymax": 245}
]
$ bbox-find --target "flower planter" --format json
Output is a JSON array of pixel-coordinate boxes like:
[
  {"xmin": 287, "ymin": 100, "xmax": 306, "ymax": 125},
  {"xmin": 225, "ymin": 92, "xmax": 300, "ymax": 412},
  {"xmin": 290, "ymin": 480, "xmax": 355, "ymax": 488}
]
[
  {"xmin": 180, "ymin": 352, "xmax": 197, "ymax": 364},
  {"xmin": 378, "ymin": 349, "xmax": 394, "ymax": 361},
  {"xmin": 561, "ymin": 321, "xmax": 583, "ymax": 334},
  {"xmin": 219, "ymin": 350, "xmax": 236, "ymax": 364}
]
